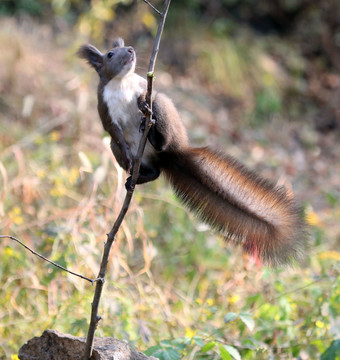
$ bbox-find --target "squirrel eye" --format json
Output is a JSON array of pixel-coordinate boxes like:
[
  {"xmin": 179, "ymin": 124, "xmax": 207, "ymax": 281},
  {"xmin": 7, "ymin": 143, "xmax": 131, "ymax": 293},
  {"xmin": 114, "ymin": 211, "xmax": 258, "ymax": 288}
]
[{"xmin": 107, "ymin": 51, "xmax": 114, "ymax": 58}]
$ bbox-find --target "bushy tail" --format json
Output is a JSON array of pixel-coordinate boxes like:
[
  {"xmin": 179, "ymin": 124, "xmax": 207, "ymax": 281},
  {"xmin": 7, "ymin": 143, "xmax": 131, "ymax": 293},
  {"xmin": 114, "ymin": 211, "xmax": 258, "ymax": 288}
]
[{"xmin": 159, "ymin": 147, "xmax": 307, "ymax": 265}]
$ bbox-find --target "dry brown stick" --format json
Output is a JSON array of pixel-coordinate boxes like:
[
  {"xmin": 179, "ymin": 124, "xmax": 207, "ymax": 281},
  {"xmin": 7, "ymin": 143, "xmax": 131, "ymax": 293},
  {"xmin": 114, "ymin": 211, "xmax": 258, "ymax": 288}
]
[
  {"xmin": 83, "ymin": 1, "xmax": 171, "ymax": 359},
  {"xmin": 0, "ymin": 235, "xmax": 95, "ymax": 283}
]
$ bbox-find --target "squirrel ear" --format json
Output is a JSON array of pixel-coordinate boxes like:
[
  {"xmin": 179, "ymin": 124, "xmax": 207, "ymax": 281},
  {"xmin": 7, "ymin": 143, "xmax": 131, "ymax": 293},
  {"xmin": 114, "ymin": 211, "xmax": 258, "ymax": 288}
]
[
  {"xmin": 77, "ymin": 44, "xmax": 104, "ymax": 73},
  {"xmin": 113, "ymin": 38, "xmax": 125, "ymax": 48}
]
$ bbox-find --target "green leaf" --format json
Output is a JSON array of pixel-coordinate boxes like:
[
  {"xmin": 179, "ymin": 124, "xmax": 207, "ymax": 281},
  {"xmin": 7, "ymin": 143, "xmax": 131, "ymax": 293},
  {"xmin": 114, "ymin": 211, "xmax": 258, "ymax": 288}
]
[
  {"xmin": 171, "ymin": 337, "xmax": 187, "ymax": 350},
  {"xmin": 145, "ymin": 345, "xmax": 181, "ymax": 360},
  {"xmin": 239, "ymin": 313, "xmax": 255, "ymax": 331},
  {"xmin": 144, "ymin": 345, "xmax": 163, "ymax": 356},
  {"xmin": 220, "ymin": 345, "xmax": 241, "ymax": 360},
  {"xmin": 158, "ymin": 349, "xmax": 181, "ymax": 360},
  {"xmin": 224, "ymin": 312, "xmax": 238, "ymax": 323},
  {"xmin": 321, "ymin": 340, "xmax": 340, "ymax": 360},
  {"xmin": 173, "ymin": 343, "xmax": 186, "ymax": 351},
  {"xmin": 193, "ymin": 336, "xmax": 205, "ymax": 347},
  {"xmin": 219, "ymin": 345, "xmax": 232, "ymax": 360},
  {"xmin": 201, "ymin": 341, "xmax": 216, "ymax": 353},
  {"xmin": 162, "ymin": 349, "xmax": 181, "ymax": 360},
  {"xmin": 160, "ymin": 340, "xmax": 173, "ymax": 348}
]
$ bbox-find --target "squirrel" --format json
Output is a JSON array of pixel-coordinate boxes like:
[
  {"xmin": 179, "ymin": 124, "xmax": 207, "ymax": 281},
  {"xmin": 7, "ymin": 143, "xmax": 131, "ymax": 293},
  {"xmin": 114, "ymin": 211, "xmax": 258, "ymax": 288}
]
[{"xmin": 78, "ymin": 38, "xmax": 307, "ymax": 266}]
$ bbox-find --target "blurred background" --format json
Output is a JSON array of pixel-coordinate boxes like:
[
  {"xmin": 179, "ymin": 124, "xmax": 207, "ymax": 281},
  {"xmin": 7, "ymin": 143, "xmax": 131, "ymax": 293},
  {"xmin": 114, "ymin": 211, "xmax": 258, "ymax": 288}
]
[{"xmin": 0, "ymin": 0, "xmax": 339, "ymax": 359}]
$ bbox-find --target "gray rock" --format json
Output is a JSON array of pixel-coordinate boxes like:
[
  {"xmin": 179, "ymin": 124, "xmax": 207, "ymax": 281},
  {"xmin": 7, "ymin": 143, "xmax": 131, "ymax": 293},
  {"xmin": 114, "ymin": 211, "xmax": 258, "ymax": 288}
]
[{"xmin": 19, "ymin": 329, "xmax": 156, "ymax": 360}]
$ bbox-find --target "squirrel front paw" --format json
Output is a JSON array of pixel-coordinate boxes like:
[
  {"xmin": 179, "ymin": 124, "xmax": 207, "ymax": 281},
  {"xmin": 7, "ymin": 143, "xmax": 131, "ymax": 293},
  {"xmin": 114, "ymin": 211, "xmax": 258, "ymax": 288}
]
[{"xmin": 138, "ymin": 100, "xmax": 152, "ymax": 116}]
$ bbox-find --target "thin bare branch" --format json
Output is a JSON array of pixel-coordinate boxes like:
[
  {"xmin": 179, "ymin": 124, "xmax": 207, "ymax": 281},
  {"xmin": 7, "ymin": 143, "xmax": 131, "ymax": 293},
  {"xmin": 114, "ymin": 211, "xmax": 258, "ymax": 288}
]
[
  {"xmin": 83, "ymin": 1, "xmax": 171, "ymax": 358},
  {"xmin": 147, "ymin": 0, "xmax": 171, "ymax": 75},
  {"xmin": 0, "ymin": 235, "xmax": 96, "ymax": 283},
  {"xmin": 143, "ymin": 0, "xmax": 162, "ymax": 16}
]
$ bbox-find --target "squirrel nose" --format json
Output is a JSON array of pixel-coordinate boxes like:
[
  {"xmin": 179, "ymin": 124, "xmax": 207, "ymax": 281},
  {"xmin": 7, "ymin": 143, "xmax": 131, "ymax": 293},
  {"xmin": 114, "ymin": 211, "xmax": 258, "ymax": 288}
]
[{"xmin": 128, "ymin": 47, "xmax": 134, "ymax": 53}]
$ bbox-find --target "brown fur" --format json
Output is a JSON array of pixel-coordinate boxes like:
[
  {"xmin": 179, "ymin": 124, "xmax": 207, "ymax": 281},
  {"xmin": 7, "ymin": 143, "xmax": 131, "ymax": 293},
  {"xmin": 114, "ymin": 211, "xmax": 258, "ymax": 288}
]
[{"xmin": 159, "ymin": 148, "xmax": 307, "ymax": 266}]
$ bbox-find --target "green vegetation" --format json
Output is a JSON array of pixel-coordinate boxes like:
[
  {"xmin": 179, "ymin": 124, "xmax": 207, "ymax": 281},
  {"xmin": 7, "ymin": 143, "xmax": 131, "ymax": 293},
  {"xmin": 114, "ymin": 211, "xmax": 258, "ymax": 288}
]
[{"xmin": 1, "ymin": 1, "xmax": 340, "ymax": 359}]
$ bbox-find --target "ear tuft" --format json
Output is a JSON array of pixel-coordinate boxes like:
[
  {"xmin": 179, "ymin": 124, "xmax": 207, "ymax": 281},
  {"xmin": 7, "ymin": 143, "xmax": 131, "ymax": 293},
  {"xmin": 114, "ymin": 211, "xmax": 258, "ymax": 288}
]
[
  {"xmin": 113, "ymin": 38, "xmax": 125, "ymax": 48},
  {"xmin": 77, "ymin": 44, "xmax": 104, "ymax": 74}
]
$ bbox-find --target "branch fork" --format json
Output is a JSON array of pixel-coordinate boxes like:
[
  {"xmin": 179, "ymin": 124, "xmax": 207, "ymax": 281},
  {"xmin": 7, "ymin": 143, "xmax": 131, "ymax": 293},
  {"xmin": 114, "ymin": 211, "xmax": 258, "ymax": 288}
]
[{"xmin": 143, "ymin": 0, "xmax": 162, "ymax": 16}]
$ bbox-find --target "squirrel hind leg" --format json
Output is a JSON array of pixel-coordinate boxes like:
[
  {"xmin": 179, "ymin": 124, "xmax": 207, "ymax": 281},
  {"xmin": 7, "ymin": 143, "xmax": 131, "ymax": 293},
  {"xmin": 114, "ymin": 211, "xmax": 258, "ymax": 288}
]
[
  {"xmin": 125, "ymin": 164, "xmax": 160, "ymax": 190},
  {"xmin": 140, "ymin": 164, "xmax": 160, "ymax": 184},
  {"xmin": 148, "ymin": 125, "xmax": 168, "ymax": 152},
  {"xmin": 136, "ymin": 163, "xmax": 161, "ymax": 184}
]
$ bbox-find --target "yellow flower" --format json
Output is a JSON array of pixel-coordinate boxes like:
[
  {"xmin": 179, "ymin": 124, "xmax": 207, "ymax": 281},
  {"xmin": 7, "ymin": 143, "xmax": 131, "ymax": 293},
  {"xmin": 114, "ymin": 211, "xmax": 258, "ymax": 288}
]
[
  {"xmin": 185, "ymin": 327, "xmax": 196, "ymax": 338},
  {"xmin": 8, "ymin": 206, "xmax": 24, "ymax": 224},
  {"xmin": 68, "ymin": 167, "xmax": 79, "ymax": 185},
  {"xmin": 49, "ymin": 131, "xmax": 60, "ymax": 142},
  {"xmin": 4, "ymin": 247, "xmax": 14, "ymax": 256},
  {"xmin": 315, "ymin": 320, "xmax": 325, "ymax": 328},
  {"xmin": 318, "ymin": 251, "xmax": 340, "ymax": 261},
  {"xmin": 228, "ymin": 295, "xmax": 240, "ymax": 304},
  {"xmin": 13, "ymin": 206, "xmax": 21, "ymax": 215},
  {"xmin": 206, "ymin": 298, "xmax": 214, "ymax": 306},
  {"xmin": 306, "ymin": 209, "xmax": 319, "ymax": 226},
  {"xmin": 202, "ymin": 308, "xmax": 212, "ymax": 316},
  {"xmin": 195, "ymin": 298, "xmax": 203, "ymax": 305},
  {"xmin": 11, "ymin": 355, "xmax": 19, "ymax": 360},
  {"xmin": 50, "ymin": 184, "xmax": 66, "ymax": 197},
  {"xmin": 60, "ymin": 166, "xmax": 79, "ymax": 185}
]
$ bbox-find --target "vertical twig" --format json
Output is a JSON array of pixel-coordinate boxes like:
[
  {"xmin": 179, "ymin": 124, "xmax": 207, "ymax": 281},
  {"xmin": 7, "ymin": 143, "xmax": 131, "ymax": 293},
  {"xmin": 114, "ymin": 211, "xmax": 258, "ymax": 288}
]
[{"xmin": 83, "ymin": 1, "xmax": 171, "ymax": 359}]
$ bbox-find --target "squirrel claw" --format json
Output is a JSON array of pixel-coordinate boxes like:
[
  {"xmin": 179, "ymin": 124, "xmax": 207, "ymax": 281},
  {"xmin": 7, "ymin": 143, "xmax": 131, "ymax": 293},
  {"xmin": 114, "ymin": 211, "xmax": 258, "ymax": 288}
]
[
  {"xmin": 139, "ymin": 101, "xmax": 152, "ymax": 116},
  {"xmin": 125, "ymin": 176, "xmax": 135, "ymax": 192}
]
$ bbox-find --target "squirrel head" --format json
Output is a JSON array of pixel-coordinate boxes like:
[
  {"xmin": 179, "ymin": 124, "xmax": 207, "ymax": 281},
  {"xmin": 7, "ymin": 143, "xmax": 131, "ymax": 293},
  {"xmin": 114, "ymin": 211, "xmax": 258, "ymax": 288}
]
[{"xmin": 78, "ymin": 38, "xmax": 136, "ymax": 83}]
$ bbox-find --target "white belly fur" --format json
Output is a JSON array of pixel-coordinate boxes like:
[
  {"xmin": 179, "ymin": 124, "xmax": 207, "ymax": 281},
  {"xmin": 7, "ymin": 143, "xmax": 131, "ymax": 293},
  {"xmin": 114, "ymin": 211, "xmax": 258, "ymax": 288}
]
[{"xmin": 103, "ymin": 73, "xmax": 155, "ymax": 165}]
